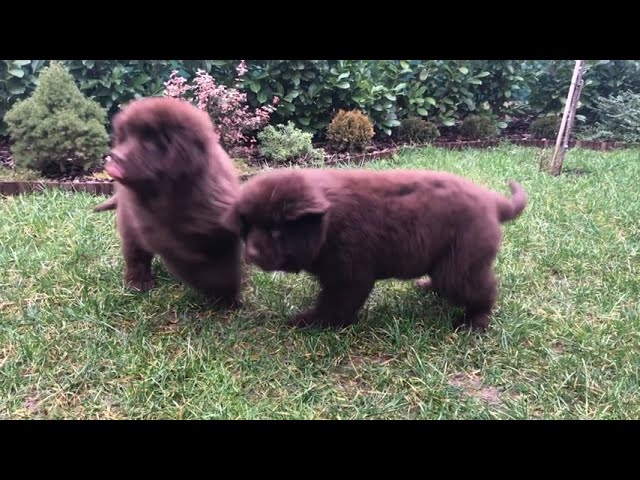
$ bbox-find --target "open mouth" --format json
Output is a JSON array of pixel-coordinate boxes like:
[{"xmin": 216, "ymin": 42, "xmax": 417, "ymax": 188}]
[{"xmin": 104, "ymin": 158, "xmax": 124, "ymax": 181}]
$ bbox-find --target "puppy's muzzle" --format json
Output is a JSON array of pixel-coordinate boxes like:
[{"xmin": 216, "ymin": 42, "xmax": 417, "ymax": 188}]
[{"xmin": 245, "ymin": 241, "xmax": 261, "ymax": 265}]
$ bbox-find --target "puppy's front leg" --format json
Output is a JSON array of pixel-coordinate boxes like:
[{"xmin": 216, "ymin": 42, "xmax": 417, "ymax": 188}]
[
  {"xmin": 202, "ymin": 274, "xmax": 243, "ymax": 309},
  {"xmin": 289, "ymin": 276, "xmax": 375, "ymax": 329},
  {"xmin": 122, "ymin": 241, "xmax": 155, "ymax": 292},
  {"xmin": 162, "ymin": 258, "xmax": 243, "ymax": 308}
]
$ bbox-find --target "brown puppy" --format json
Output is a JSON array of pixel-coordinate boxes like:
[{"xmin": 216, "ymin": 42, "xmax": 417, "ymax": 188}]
[
  {"xmin": 232, "ymin": 168, "xmax": 527, "ymax": 331},
  {"xmin": 101, "ymin": 96, "xmax": 243, "ymax": 305}
]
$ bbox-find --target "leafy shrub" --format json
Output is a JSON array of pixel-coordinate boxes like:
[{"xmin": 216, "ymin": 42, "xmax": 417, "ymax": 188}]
[
  {"xmin": 164, "ymin": 61, "xmax": 278, "ymax": 149},
  {"xmin": 527, "ymin": 61, "xmax": 576, "ymax": 116},
  {"xmin": 468, "ymin": 60, "xmax": 534, "ymax": 111},
  {"xmin": 5, "ymin": 60, "xmax": 640, "ymax": 138},
  {"xmin": 460, "ymin": 114, "xmax": 498, "ymax": 140},
  {"xmin": 326, "ymin": 109, "xmax": 375, "ymax": 152},
  {"xmin": 4, "ymin": 63, "xmax": 109, "ymax": 176},
  {"xmin": 0, "ymin": 60, "xmax": 525, "ymax": 137},
  {"xmin": 529, "ymin": 116, "xmax": 561, "ymax": 139},
  {"xmin": 528, "ymin": 60, "xmax": 640, "ymax": 122},
  {"xmin": 237, "ymin": 60, "xmax": 498, "ymax": 135},
  {"xmin": 59, "ymin": 60, "xmax": 231, "ymax": 121},
  {"xmin": 577, "ymin": 90, "xmax": 640, "ymax": 142},
  {"xmin": 583, "ymin": 61, "xmax": 640, "ymax": 119},
  {"xmin": 257, "ymin": 122, "xmax": 325, "ymax": 165},
  {"xmin": 397, "ymin": 117, "xmax": 440, "ymax": 143},
  {"xmin": 0, "ymin": 60, "xmax": 47, "ymax": 136},
  {"xmin": 1, "ymin": 60, "xmax": 222, "ymax": 135}
]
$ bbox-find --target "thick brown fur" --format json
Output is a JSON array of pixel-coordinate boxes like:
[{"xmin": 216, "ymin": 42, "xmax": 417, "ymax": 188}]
[
  {"xmin": 101, "ymin": 96, "xmax": 243, "ymax": 306},
  {"xmin": 232, "ymin": 168, "xmax": 527, "ymax": 331}
]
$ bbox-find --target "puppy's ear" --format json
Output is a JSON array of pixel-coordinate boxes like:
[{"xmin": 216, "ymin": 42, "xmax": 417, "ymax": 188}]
[
  {"xmin": 219, "ymin": 205, "xmax": 242, "ymax": 236},
  {"xmin": 280, "ymin": 195, "xmax": 329, "ymax": 272},
  {"xmin": 284, "ymin": 197, "xmax": 330, "ymax": 224}
]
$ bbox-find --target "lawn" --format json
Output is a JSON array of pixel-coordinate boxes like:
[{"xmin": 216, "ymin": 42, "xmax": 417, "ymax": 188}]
[{"xmin": 1, "ymin": 144, "xmax": 638, "ymax": 419}]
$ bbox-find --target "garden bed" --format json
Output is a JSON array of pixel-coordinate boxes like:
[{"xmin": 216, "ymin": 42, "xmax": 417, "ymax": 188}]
[{"xmin": 0, "ymin": 136, "xmax": 636, "ymax": 197}]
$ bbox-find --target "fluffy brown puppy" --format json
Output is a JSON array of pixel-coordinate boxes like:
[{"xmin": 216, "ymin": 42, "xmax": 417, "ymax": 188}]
[
  {"xmin": 101, "ymin": 96, "xmax": 243, "ymax": 305},
  {"xmin": 232, "ymin": 169, "xmax": 527, "ymax": 331}
]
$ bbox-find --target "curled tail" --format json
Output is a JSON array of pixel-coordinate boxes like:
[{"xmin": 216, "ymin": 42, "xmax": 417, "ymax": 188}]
[
  {"xmin": 497, "ymin": 180, "xmax": 527, "ymax": 223},
  {"xmin": 93, "ymin": 195, "xmax": 117, "ymax": 213}
]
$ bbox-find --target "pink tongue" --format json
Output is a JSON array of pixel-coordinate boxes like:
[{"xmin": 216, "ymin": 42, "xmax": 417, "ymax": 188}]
[{"xmin": 105, "ymin": 162, "xmax": 124, "ymax": 181}]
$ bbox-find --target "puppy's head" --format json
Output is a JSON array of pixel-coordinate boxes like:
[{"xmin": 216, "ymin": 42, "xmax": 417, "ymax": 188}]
[
  {"xmin": 105, "ymin": 97, "xmax": 216, "ymax": 194},
  {"xmin": 233, "ymin": 170, "xmax": 329, "ymax": 273}
]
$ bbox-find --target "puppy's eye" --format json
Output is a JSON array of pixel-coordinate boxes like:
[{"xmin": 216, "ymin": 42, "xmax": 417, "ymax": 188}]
[{"xmin": 139, "ymin": 126, "xmax": 155, "ymax": 139}]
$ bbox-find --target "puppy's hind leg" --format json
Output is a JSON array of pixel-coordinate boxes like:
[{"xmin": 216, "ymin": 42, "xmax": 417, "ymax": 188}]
[
  {"xmin": 456, "ymin": 265, "xmax": 498, "ymax": 332},
  {"xmin": 431, "ymin": 256, "xmax": 497, "ymax": 332}
]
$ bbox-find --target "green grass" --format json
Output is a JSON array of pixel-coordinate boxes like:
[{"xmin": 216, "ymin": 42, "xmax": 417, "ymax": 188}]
[{"xmin": 1, "ymin": 144, "xmax": 639, "ymax": 419}]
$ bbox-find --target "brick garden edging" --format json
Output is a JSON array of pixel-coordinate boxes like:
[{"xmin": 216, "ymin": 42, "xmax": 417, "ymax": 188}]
[
  {"xmin": 1, "ymin": 139, "xmax": 635, "ymax": 197},
  {"xmin": 0, "ymin": 181, "xmax": 114, "ymax": 196}
]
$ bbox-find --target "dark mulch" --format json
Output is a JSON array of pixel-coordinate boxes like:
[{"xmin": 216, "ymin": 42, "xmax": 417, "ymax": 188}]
[
  {"xmin": 1, "ymin": 136, "xmax": 112, "ymax": 183},
  {"xmin": 0, "ymin": 137, "xmax": 13, "ymax": 168},
  {"xmin": 39, "ymin": 163, "xmax": 112, "ymax": 183}
]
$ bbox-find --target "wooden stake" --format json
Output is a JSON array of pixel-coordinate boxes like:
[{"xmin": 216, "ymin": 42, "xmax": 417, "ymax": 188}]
[
  {"xmin": 558, "ymin": 62, "xmax": 586, "ymax": 171},
  {"xmin": 549, "ymin": 60, "xmax": 586, "ymax": 175}
]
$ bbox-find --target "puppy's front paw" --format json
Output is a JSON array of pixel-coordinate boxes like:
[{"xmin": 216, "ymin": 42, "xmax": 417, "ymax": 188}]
[
  {"xmin": 127, "ymin": 277, "xmax": 156, "ymax": 292},
  {"xmin": 452, "ymin": 313, "xmax": 490, "ymax": 333},
  {"xmin": 467, "ymin": 313, "xmax": 490, "ymax": 333},
  {"xmin": 288, "ymin": 309, "xmax": 355, "ymax": 330},
  {"xmin": 219, "ymin": 294, "xmax": 243, "ymax": 310},
  {"xmin": 415, "ymin": 278, "xmax": 433, "ymax": 292},
  {"xmin": 288, "ymin": 309, "xmax": 320, "ymax": 328}
]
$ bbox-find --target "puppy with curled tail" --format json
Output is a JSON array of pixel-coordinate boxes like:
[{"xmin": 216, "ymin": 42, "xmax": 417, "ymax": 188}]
[
  {"xmin": 99, "ymin": 96, "xmax": 244, "ymax": 306},
  {"xmin": 232, "ymin": 168, "xmax": 527, "ymax": 332}
]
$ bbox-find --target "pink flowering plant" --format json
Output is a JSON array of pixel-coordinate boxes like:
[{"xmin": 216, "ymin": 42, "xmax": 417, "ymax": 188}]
[{"xmin": 163, "ymin": 60, "xmax": 278, "ymax": 148}]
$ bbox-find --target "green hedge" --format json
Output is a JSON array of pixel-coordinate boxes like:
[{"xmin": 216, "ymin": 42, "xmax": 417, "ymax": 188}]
[
  {"xmin": 0, "ymin": 60, "xmax": 223, "ymax": 135},
  {"xmin": 3, "ymin": 60, "xmax": 640, "ymax": 136}
]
